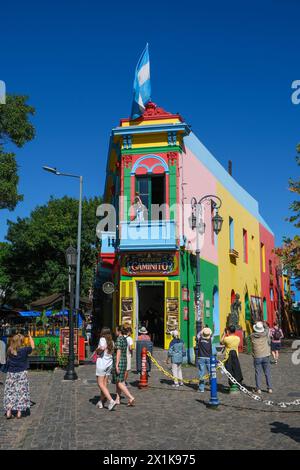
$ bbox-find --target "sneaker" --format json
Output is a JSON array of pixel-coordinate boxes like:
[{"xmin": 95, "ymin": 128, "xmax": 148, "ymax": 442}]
[
  {"xmin": 198, "ymin": 389, "xmax": 205, "ymax": 393},
  {"xmin": 108, "ymin": 400, "xmax": 116, "ymax": 411},
  {"xmin": 255, "ymin": 389, "xmax": 262, "ymax": 394},
  {"xmin": 268, "ymin": 389, "xmax": 273, "ymax": 394},
  {"xmin": 96, "ymin": 401, "xmax": 103, "ymax": 409},
  {"xmin": 172, "ymin": 384, "xmax": 179, "ymax": 387},
  {"xmin": 179, "ymin": 382, "xmax": 184, "ymax": 386}
]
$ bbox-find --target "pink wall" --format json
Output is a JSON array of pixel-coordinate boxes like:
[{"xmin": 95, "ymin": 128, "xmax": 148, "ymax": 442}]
[{"xmin": 179, "ymin": 147, "xmax": 218, "ymax": 265}]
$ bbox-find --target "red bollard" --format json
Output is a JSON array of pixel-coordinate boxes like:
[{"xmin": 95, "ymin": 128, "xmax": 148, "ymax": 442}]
[{"xmin": 138, "ymin": 347, "xmax": 148, "ymax": 389}]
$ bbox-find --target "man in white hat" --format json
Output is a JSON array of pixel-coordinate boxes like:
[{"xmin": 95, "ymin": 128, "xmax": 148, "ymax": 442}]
[
  {"xmin": 250, "ymin": 321, "xmax": 273, "ymax": 394},
  {"xmin": 197, "ymin": 327, "xmax": 213, "ymax": 392}
]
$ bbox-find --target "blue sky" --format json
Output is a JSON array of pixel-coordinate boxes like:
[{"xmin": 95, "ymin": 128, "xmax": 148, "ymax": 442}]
[{"xmin": 0, "ymin": 0, "xmax": 299, "ymax": 250}]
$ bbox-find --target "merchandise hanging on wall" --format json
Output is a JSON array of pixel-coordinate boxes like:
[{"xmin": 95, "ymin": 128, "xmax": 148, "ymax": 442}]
[
  {"xmin": 121, "ymin": 298, "xmax": 133, "ymax": 327},
  {"xmin": 166, "ymin": 298, "xmax": 179, "ymax": 334}
]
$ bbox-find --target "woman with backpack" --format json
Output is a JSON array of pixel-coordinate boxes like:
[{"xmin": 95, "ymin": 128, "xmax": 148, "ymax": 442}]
[
  {"xmin": 270, "ymin": 322, "xmax": 284, "ymax": 364},
  {"xmin": 166, "ymin": 330, "xmax": 186, "ymax": 387}
]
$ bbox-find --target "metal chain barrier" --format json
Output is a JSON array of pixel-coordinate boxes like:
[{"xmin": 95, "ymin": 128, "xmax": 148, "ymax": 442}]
[
  {"xmin": 218, "ymin": 361, "xmax": 300, "ymax": 408},
  {"xmin": 147, "ymin": 352, "xmax": 300, "ymax": 408},
  {"xmin": 147, "ymin": 351, "xmax": 224, "ymax": 384}
]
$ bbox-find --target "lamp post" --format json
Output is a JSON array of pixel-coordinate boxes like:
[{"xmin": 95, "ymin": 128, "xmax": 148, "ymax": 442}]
[
  {"xmin": 42, "ymin": 166, "xmax": 83, "ymax": 322},
  {"xmin": 189, "ymin": 195, "xmax": 223, "ymax": 345},
  {"xmin": 64, "ymin": 246, "xmax": 78, "ymax": 381}
]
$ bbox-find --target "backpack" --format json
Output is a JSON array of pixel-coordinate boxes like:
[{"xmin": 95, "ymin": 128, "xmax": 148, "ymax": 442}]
[
  {"xmin": 272, "ymin": 328, "xmax": 282, "ymax": 341},
  {"xmin": 169, "ymin": 341, "xmax": 186, "ymax": 364}
]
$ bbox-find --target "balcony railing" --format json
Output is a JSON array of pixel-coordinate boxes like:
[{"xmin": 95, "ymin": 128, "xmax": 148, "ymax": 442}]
[
  {"xmin": 100, "ymin": 231, "xmax": 116, "ymax": 254},
  {"xmin": 119, "ymin": 220, "xmax": 177, "ymax": 251}
]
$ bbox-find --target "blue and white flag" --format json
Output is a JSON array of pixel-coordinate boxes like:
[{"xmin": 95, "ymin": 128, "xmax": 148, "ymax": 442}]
[{"xmin": 131, "ymin": 44, "xmax": 151, "ymax": 119}]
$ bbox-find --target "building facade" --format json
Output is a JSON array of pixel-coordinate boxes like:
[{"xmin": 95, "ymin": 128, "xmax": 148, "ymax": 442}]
[{"xmin": 95, "ymin": 102, "xmax": 284, "ymax": 359}]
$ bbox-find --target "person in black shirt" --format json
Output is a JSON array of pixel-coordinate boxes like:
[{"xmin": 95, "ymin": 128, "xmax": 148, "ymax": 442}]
[
  {"xmin": 4, "ymin": 333, "xmax": 35, "ymax": 419},
  {"xmin": 197, "ymin": 327, "xmax": 212, "ymax": 392}
]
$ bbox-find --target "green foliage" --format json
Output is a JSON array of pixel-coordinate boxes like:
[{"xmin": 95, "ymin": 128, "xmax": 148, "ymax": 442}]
[
  {"xmin": 0, "ymin": 95, "xmax": 35, "ymax": 210},
  {"xmin": 0, "ymin": 151, "xmax": 23, "ymax": 209},
  {"xmin": 0, "ymin": 195, "xmax": 101, "ymax": 307},
  {"xmin": 57, "ymin": 353, "xmax": 68, "ymax": 368}
]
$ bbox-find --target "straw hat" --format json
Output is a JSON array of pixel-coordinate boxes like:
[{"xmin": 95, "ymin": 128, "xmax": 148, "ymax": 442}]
[
  {"xmin": 253, "ymin": 321, "xmax": 264, "ymax": 333},
  {"xmin": 138, "ymin": 326, "xmax": 148, "ymax": 334},
  {"xmin": 201, "ymin": 327, "xmax": 212, "ymax": 338}
]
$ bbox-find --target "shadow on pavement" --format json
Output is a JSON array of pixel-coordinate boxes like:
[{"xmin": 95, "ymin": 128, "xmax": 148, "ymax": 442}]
[{"xmin": 270, "ymin": 422, "xmax": 300, "ymax": 443}]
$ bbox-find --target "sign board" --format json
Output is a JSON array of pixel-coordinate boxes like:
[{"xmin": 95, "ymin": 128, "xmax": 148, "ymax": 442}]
[
  {"xmin": 60, "ymin": 328, "xmax": 79, "ymax": 359},
  {"xmin": 102, "ymin": 281, "xmax": 115, "ymax": 294},
  {"xmin": 121, "ymin": 252, "xmax": 179, "ymax": 276}
]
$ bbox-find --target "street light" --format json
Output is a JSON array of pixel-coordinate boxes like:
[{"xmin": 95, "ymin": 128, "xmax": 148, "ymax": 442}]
[
  {"xmin": 189, "ymin": 195, "xmax": 223, "ymax": 343},
  {"xmin": 64, "ymin": 245, "xmax": 78, "ymax": 380},
  {"xmin": 43, "ymin": 165, "xmax": 83, "ymax": 322}
]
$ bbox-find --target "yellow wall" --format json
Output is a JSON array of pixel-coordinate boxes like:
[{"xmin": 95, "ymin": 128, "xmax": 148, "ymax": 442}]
[
  {"xmin": 121, "ymin": 118, "xmax": 181, "ymax": 127},
  {"xmin": 216, "ymin": 182, "xmax": 262, "ymax": 333}
]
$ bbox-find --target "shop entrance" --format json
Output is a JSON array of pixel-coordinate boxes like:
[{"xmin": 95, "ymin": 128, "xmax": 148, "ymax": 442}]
[{"xmin": 137, "ymin": 281, "xmax": 164, "ymax": 347}]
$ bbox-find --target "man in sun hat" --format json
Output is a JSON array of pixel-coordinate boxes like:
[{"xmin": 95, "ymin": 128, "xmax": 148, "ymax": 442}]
[
  {"xmin": 136, "ymin": 326, "xmax": 152, "ymax": 376},
  {"xmin": 197, "ymin": 327, "xmax": 213, "ymax": 392},
  {"xmin": 250, "ymin": 321, "xmax": 272, "ymax": 394}
]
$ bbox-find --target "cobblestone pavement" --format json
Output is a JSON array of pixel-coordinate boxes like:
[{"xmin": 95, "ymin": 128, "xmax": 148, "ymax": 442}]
[{"xmin": 0, "ymin": 347, "xmax": 300, "ymax": 450}]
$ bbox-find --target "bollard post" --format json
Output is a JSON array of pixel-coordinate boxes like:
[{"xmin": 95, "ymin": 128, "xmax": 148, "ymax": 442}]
[
  {"xmin": 208, "ymin": 355, "xmax": 219, "ymax": 407},
  {"xmin": 138, "ymin": 347, "xmax": 148, "ymax": 389}
]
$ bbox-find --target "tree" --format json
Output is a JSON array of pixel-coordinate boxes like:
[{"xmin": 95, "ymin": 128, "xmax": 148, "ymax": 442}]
[
  {"xmin": 275, "ymin": 147, "xmax": 300, "ymax": 288},
  {"xmin": 0, "ymin": 196, "xmax": 101, "ymax": 307},
  {"xmin": 0, "ymin": 95, "xmax": 35, "ymax": 210}
]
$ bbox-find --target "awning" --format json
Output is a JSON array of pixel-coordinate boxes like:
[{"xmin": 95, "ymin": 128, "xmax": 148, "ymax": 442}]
[{"xmin": 30, "ymin": 292, "xmax": 92, "ymax": 310}]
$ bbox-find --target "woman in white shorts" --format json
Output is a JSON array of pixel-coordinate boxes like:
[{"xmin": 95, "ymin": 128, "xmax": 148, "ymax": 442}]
[
  {"xmin": 125, "ymin": 327, "xmax": 134, "ymax": 384},
  {"xmin": 96, "ymin": 327, "xmax": 115, "ymax": 411}
]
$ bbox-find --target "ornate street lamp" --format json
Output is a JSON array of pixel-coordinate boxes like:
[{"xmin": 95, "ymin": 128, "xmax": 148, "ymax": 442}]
[
  {"xmin": 64, "ymin": 246, "xmax": 78, "ymax": 381},
  {"xmin": 212, "ymin": 210, "xmax": 223, "ymax": 235},
  {"xmin": 189, "ymin": 195, "xmax": 223, "ymax": 353}
]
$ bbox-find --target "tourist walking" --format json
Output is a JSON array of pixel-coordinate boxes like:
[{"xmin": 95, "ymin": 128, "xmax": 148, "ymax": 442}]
[
  {"xmin": 166, "ymin": 330, "xmax": 186, "ymax": 387},
  {"xmin": 270, "ymin": 322, "xmax": 284, "ymax": 364},
  {"xmin": 3, "ymin": 333, "xmax": 34, "ymax": 419},
  {"xmin": 95, "ymin": 327, "xmax": 116, "ymax": 411},
  {"xmin": 250, "ymin": 321, "xmax": 273, "ymax": 394},
  {"xmin": 124, "ymin": 326, "xmax": 134, "ymax": 385},
  {"xmin": 197, "ymin": 327, "xmax": 213, "ymax": 393},
  {"xmin": 112, "ymin": 326, "xmax": 135, "ymax": 406}
]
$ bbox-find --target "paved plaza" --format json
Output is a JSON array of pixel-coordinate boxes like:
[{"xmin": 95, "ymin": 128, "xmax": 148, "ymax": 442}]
[{"xmin": 0, "ymin": 346, "xmax": 300, "ymax": 450}]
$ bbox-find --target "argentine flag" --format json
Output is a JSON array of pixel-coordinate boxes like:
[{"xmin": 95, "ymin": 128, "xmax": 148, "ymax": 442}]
[{"xmin": 131, "ymin": 44, "xmax": 151, "ymax": 119}]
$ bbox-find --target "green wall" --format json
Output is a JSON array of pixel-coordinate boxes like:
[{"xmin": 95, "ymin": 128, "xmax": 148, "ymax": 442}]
[{"xmin": 180, "ymin": 250, "xmax": 219, "ymax": 352}]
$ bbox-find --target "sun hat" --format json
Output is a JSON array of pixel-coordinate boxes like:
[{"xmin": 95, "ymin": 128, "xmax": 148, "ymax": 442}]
[
  {"xmin": 201, "ymin": 327, "xmax": 212, "ymax": 338},
  {"xmin": 253, "ymin": 321, "xmax": 265, "ymax": 333},
  {"xmin": 139, "ymin": 326, "xmax": 148, "ymax": 334},
  {"xmin": 171, "ymin": 330, "xmax": 179, "ymax": 338}
]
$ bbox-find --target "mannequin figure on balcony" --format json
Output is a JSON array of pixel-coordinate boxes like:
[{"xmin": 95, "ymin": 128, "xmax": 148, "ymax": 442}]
[{"xmin": 133, "ymin": 193, "xmax": 147, "ymax": 223}]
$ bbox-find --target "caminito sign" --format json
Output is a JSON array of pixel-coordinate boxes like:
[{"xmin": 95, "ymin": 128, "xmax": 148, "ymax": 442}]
[{"xmin": 121, "ymin": 253, "xmax": 179, "ymax": 276}]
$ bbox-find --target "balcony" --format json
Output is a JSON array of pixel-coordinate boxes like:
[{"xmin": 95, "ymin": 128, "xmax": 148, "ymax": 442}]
[
  {"xmin": 229, "ymin": 248, "xmax": 239, "ymax": 258},
  {"xmin": 119, "ymin": 220, "xmax": 177, "ymax": 251},
  {"xmin": 100, "ymin": 231, "xmax": 116, "ymax": 254}
]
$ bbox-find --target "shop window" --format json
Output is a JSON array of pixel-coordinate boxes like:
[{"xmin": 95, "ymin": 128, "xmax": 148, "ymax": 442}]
[
  {"xmin": 243, "ymin": 229, "xmax": 248, "ymax": 263},
  {"xmin": 136, "ymin": 175, "xmax": 165, "ymax": 220},
  {"xmin": 261, "ymin": 243, "xmax": 266, "ymax": 273},
  {"xmin": 229, "ymin": 217, "xmax": 234, "ymax": 250}
]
